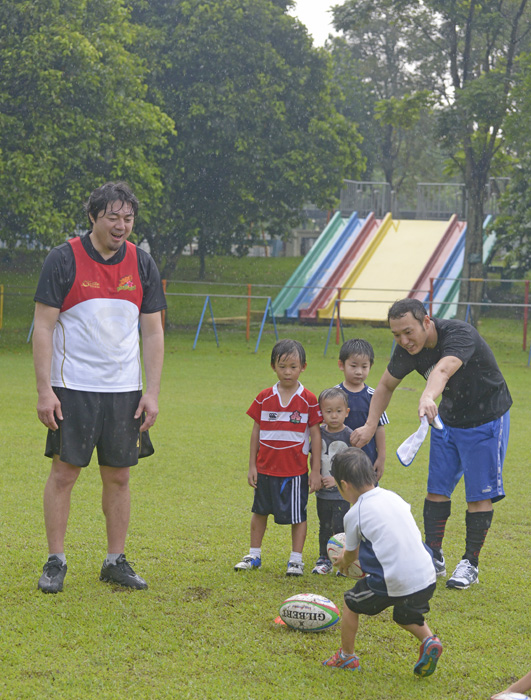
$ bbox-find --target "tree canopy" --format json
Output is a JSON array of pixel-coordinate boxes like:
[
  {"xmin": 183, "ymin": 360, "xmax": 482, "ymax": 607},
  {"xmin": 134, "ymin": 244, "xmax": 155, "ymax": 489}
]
[
  {"xmin": 0, "ymin": 0, "xmax": 363, "ymax": 277},
  {"xmin": 0, "ymin": 0, "xmax": 173, "ymax": 247},
  {"xmin": 129, "ymin": 0, "xmax": 363, "ymax": 276}
]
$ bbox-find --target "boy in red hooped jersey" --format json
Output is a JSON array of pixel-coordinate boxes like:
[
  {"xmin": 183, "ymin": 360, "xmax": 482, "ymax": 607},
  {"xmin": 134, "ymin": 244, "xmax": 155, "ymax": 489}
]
[{"xmin": 234, "ymin": 339, "xmax": 322, "ymax": 576}]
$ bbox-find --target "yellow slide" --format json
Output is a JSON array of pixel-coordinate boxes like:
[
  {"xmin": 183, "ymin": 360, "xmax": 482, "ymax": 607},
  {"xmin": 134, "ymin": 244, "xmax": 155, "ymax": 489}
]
[{"xmin": 317, "ymin": 216, "xmax": 452, "ymax": 322}]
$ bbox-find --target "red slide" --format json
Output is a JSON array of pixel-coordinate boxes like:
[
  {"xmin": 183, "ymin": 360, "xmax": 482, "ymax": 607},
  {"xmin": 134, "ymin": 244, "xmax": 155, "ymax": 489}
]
[{"xmin": 408, "ymin": 215, "xmax": 467, "ymax": 303}]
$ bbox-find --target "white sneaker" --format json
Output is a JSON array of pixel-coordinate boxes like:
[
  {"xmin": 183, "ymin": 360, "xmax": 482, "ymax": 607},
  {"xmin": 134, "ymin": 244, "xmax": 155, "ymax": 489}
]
[
  {"xmin": 446, "ymin": 558, "xmax": 478, "ymax": 589},
  {"xmin": 312, "ymin": 557, "xmax": 333, "ymax": 575},
  {"xmin": 234, "ymin": 555, "xmax": 261, "ymax": 571},
  {"xmin": 286, "ymin": 561, "xmax": 304, "ymax": 576}
]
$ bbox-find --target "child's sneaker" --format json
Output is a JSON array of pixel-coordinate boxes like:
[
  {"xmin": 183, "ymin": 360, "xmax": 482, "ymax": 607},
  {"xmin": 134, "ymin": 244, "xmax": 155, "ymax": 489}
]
[
  {"xmin": 446, "ymin": 558, "xmax": 478, "ymax": 589},
  {"xmin": 286, "ymin": 561, "xmax": 304, "ymax": 576},
  {"xmin": 312, "ymin": 557, "xmax": 333, "ymax": 575},
  {"xmin": 433, "ymin": 554, "xmax": 446, "ymax": 577},
  {"xmin": 322, "ymin": 649, "xmax": 360, "ymax": 670},
  {"xmin": 414, "ymin": 635, "xmax": 442, "ymax": 677},
  {"xmin": 234, "ymin": 555, "xmax": 261, "ymax": 571}
]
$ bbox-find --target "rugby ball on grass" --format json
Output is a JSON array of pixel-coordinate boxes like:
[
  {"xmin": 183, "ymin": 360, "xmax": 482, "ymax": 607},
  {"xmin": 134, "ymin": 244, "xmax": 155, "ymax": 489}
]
[
  {"xmin": 327, "ymin": 532, "xmax": 365, "ymax": 579},
  {"xmin": 279, "ymin": 593, "xmax": 340, "ymax": 632}
]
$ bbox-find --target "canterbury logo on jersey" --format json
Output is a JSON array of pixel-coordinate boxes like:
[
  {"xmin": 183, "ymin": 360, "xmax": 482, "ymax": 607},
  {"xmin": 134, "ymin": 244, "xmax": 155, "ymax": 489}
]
[{"xmin": 117, "ymin": 275, "xmax": 137, "ymax": 292}]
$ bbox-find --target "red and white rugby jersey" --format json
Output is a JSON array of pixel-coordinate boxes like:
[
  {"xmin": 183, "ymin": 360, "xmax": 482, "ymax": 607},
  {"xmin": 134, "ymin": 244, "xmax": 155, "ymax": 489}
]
[
  {"xmin": 50, "ymin": 237, "xmax": 144, "ymax": 392},
  {"xmin": 247, "ymin": 383, "xmax": 322, "ymax": 477}
]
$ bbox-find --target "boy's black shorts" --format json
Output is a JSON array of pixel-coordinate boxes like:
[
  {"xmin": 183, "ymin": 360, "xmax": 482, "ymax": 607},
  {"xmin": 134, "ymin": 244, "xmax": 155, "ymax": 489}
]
[
  {"xmin": 344, "ymin": 578, "xmax": 436, "ymax": 627},
  {"xmin": 45, "ymin": 388, "xmax": 154, "ymax": 468},
  {"xmin": 252, "ymin": 473, "xmax": 308, "ymax": 524}
]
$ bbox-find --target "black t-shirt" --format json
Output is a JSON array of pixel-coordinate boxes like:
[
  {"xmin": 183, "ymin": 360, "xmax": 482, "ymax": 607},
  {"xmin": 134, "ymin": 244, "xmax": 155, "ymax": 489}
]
[
  {"xmin": 387, "ymin": 317, "xmax": 512, "ymax": 428},
  {"xmin": 34, "ymin": 234, "xmax": 167, "ymax": 313}
]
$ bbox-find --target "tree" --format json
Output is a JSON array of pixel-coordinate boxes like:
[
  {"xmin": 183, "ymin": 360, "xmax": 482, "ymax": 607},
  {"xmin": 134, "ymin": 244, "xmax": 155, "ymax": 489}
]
[
  {"xmin": 489, "ymin": 52, "xmax": 531, "ymax": 276},
  {"xmin": 0, "ymin": 0, "xmax": 173, "ymax": 248},
  {"xmin": 329, "ymin": 1, "xmax": 445, "ymax": 196},
  {"xmin": 129, "ymin": 0, "xmax": 364, "ymax": 277},
  {"xmin": 404, "ymin": 0, "xmax": 531, "ymax": 321}
]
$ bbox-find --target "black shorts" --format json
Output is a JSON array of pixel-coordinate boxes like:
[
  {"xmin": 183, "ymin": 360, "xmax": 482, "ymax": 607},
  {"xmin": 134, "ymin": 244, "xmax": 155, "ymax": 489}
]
[
  {"xmin": 45, "ymin": 388, "xmax": 154, "ymax": 468},
  {"xmin": 252, "ymin": 473, "xmax": 308, "ymax": 525},
  {"xmin": 344, "ymin": 578, "xmax": 436, "ymax": 627}
]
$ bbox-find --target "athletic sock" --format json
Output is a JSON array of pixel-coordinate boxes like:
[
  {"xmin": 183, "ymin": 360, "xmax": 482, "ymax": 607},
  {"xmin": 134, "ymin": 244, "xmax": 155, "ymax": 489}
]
[
  {"xmin": 50, "ymin": 553, "xmax": 66, "ymax": 565},
  {"xmin": 340, "ymin": 649, "xmax": 355, "ymax": 659},
  {"xmin": 249, "ymin": 548, "xmax": 261, "ymax": 559},
  {"xmin": 463, "ymin": 510, "xmax": 493, "ymax": 567},
  {"xmin": 290, "ymin": 551, "xmax": 303, "ymax": 564},
  {"xmin": 423, "ymin": 499, "xmax": 451, "ymax": 561},
  {"xmin": 105, "ymin": 553, "xmax": 123, "ymax": 565}
]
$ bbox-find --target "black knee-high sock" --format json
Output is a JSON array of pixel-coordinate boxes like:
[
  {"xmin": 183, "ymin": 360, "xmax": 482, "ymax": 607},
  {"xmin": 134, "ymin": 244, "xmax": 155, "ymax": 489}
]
[
  {"xmin": 464, "ymin": 510, "xmax": 493, "ymax": 567},
  {"xmin": 423, "ymin": 499, "xmax": 451, "ymax": 561}
]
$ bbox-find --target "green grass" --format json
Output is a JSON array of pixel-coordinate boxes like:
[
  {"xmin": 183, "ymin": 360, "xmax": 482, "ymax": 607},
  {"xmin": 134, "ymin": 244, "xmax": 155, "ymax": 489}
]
[{"xmin": 1, "ymin": 320, "xmax": 530, "ymax": 699}]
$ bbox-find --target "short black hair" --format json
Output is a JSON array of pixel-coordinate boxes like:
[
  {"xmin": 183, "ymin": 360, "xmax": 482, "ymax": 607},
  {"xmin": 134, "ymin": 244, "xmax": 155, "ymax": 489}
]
[
  {"xmin": 84, "ymin": 181, "xmax": 139, "ymax": 226},
  {"xmin": 339, "ymin": 338, "xmax": 375, "ymax": 365},
  {"xmin": 318, "ymin": 387, "xmax": 348, "ymax": 408},
  {"xmin": 387, "ymin": 298, "xmax": 428, "ymax": 325},
  {"xmin": 270, "ymin": 339, "xmax": 306, "ymax": 367},
  {"xmin": 331, "ymin": 447, "xmax": 377, "ymax": 489}
]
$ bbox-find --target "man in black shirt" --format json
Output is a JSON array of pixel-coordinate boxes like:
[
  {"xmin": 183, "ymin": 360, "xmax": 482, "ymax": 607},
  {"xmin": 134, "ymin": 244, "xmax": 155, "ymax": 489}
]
[
  {"xmin": 351, "ymin": 298, "xmax": 512, "ymax": 590},
  {"xmin": 33, "ymin": 182, "xmax": 166, "ymax": 593}
]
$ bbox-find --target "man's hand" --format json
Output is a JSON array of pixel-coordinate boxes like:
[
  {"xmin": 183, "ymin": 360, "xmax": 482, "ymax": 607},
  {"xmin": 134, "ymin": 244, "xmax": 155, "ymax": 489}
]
[
  {"xmin": 36, "ymin": 388, "xmax": 63, "ymax": 431},
  {"xmin": 135, "ymin": 392, "xmax": 159, "ymax": 432},
  {"xmin": 350, "ymin": 423, "xmax": 376, "ymax": 449},
  {"xmin": 418, "ymin": 395, "xmax": 439, "ymax": 423}
]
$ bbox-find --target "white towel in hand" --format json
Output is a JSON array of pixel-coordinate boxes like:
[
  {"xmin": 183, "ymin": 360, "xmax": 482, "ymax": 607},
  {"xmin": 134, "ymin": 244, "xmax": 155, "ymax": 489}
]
[{"xmin": 396, "ymin": 415, "xmax": 443, "ymax": 467}]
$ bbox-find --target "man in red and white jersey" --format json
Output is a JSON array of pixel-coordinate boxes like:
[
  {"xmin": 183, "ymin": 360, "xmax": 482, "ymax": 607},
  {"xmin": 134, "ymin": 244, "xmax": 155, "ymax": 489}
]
[{"xmin": 33, "ymin": 182, "xmax": 166, "ymax": 593}]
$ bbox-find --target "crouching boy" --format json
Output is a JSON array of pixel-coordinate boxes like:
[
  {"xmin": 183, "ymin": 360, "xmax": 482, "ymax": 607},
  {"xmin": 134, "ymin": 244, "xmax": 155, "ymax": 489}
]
[{"xmin": 323, "ymin": 447, "xmax": 442, "ymax": 677}]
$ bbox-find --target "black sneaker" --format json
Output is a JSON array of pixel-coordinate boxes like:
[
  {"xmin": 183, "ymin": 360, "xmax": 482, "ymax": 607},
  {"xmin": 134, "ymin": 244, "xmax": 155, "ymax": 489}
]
[
  {"xmin": 100, "ymin": 554, "xmax": 148, "ymax": 589},
  {"xmin": 38, "ymin": 555, "xmax": 67, "ymax": 593}
]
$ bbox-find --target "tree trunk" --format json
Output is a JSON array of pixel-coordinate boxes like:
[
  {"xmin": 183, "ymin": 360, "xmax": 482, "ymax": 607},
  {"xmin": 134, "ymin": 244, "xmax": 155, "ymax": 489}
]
[
  {"xmin": 458, "ymin": 169, "xmax": 487, "ymax": 325},
  {"xmin": 198, "ymin": 229, "xmax": 207, "ymax": 280}
]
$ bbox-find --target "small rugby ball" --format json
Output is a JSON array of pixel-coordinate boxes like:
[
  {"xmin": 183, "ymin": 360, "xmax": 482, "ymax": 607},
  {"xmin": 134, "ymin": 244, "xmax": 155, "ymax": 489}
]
[
  {"xmin": 279, "ymin": 593, "xmax": 340, "ymax": 632},
  {"xmin": 327, "ymin": 532, "xmax": 365, "ymax": 579}
]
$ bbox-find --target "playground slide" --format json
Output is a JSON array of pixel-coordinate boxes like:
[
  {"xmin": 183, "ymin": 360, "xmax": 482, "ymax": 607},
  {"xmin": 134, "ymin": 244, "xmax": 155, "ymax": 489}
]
[
  {"xmin": 272, "ymin": 211, "xmax": 346, "ymax": 318},
  {"xmin": 285, "ymin": 212, "xmax": 365, "ymax": 319},
  {"xmin": 299, "ymin": 212, "xmax": 382, "ymax": 320},
  {"xmin": 317, "ymin": 217, "xmax": 454, "ymax": 322},
  {"xmin": 433, "ymin": 216, "xmax": 496, "ymax": 319},
  {"xmin": 409, "ymin": 215, "xmax": 467, "ymax": 302}
]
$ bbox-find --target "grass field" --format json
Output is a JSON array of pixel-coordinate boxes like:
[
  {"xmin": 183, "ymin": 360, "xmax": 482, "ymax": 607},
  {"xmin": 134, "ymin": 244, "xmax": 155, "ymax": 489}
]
[
  {"xmin": 1, "ymin": 255, "xmax": 530, "ymax": 699},
  {"xmin": 1, "ymin": 316, "xmax": 530, "ymax": 700}
]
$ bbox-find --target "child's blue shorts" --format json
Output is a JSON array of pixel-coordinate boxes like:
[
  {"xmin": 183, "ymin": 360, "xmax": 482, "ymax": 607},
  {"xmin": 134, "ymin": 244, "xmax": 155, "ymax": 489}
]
[
  {"xmin": 252, "ymin": 473, "xmax": 308, "ymax": 524},
  {"xmin": 428, "ymin": 410, "xmax": 510, "ymax": 503}
]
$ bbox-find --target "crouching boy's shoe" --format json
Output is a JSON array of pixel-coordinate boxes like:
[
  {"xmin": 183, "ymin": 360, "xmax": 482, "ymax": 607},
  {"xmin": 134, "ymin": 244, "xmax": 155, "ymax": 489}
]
[
  {"xmin": 414, "ymin": 635, "xmax": 442, "ymax": 677},
  {"xmin": 100, "ymin": 554, "xmax": 148, "ymax": 589},
  {"xmin": 322, "ymin": 649, "xmax": 360, "ymax": 670}
]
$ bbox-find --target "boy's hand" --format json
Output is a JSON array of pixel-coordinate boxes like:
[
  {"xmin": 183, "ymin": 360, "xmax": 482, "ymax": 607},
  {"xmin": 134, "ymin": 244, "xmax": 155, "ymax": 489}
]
[
  {"xmin": 332, "ymin": 549, "xmax": 344, "ymax": 568},
  {"xmin": 373, "ymin": 457, "xmax": 385, "ymax": 481},
  {"xmin": 309, "ymin": 470, "xmax": 321, "ymax": 494},
  {"xmin": 321, "ymin": 475, "xmax": 336, "ymax": 489},
  {"xmin": 247, "ymin": 464, "xmax": 258, "ymax": 488}
]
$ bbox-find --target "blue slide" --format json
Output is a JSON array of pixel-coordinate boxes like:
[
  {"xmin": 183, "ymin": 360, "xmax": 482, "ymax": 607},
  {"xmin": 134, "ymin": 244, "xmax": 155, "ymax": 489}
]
[{"xmin": 285, "ymin": 212, "xmax": 365, "ymax": 319}]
